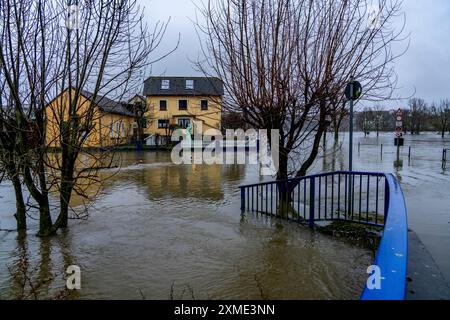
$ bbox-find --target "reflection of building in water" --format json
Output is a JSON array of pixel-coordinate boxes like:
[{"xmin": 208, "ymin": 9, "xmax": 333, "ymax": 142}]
[
  {"xmin": 141, "ymin": 164, "xmax": 225, "ymax": 201},
  {"xmin": 46, "ymin": 152, "xmax": 118, "ymax": 208},
  {"xmin": 47, "ymin": 150, "xmax": 247, "ymax": 208}
]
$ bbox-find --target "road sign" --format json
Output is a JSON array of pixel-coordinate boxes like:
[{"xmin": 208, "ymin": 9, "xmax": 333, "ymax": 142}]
[
  {"xmin": 394, "ymin": 109, "xmax": 404, "ymax": 137},
  {"xmin": 345, "ymin": 81, "xmax": 363, "ymax": 100},
  {"xmin": 395, "ymin": 138, "xmax": 404, "ymax": 146}
]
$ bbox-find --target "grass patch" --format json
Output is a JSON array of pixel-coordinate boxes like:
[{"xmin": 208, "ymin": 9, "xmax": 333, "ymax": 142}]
[{"xmin": 317, "ymin": 220, "xmax": 383, "ymax": 255}]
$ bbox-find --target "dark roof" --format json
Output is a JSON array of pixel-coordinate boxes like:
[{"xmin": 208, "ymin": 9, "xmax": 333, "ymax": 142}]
[
  {"xmin": 143, "ymin": 77, "xmax": 224, "ymax": 97},
  {"xmin": 80, "ymin": 90, "xmax": 134, "ymax": 117}
]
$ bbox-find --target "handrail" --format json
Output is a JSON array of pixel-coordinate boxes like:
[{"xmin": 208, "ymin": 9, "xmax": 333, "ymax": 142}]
[
  {"xmin": 361, "ymin": 173, "xmax": 408, "ymax": 300},
  {"xmin": 239, "ymin": 171, "xmax": 408, "ymax": 300},
  {"xmin": 239, "ymin": 171, "xmax": 385, "ymax": 189}
]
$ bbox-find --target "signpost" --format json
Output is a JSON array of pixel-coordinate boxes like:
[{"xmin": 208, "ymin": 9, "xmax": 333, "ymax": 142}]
[
  {"xmin": 345, "ymin": 77, "xmax": 362, "ymax": 217},
  {"xmin": 345, "ymin": 77, "xmax": 362, "ymax": 172},
  {"xmin": 394, "ymin": 108, "xmax": 404, "ymax": 167}
]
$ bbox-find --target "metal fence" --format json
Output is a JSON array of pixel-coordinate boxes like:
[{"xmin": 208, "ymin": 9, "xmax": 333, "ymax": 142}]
[
  {"xmin": 240, "ymin": 171, "xmax": 388, "ymax": 228},
  {"xmin": 239, "ymin": 171, "xmax": 408, "ymax": 300}
]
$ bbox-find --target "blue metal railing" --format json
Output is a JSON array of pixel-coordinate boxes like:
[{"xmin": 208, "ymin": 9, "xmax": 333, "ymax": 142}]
[
  {"xmin": 360, "ymin": 173, "xmax": 408, "ymax": 300},
  {"xmin": 239, "ymin": 171, "xmax": 408, "ymax": 300}
]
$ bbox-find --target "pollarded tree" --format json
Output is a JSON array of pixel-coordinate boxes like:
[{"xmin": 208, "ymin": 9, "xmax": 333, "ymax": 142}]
[
  {"xmin": 0, "ymin": 0, "xmax": 175, "ymax": 236},
  {"xmin": 197, "ymin": 0, "xmax": 407, "ymax": 181}
]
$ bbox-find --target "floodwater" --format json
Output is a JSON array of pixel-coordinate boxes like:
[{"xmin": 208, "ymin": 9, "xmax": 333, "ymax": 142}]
[
  {"xmin": 326, "ymin": 132, "xmax": 450, "ymax": 284},
  {"xmin": 0, "ymin": 132, "xmax": 449, "ymax": 299}
]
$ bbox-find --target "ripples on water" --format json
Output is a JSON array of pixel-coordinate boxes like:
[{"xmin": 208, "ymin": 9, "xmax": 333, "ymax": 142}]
[{"xmin": 1, "ymin": 133, "xmax": 448, "ymax": 300}]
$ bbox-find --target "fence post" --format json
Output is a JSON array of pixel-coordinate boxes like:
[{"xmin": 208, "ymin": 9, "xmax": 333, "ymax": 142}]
[
  {"xmin": 384, "ymin": 178, "xmax": 390, "ymax": 225},
  {"xmin": 240, "ymin": 187, "xmax": 245, "ymax": 212},
  {"xmin": 309, "ymin": 178, "xmax": 315, "ymax": 229},
  {"xmin": 443, "ymin": 149, "xmax": 447, "ymax": 169}
]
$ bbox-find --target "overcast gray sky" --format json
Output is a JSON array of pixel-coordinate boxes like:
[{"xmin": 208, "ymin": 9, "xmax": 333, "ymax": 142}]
[{"xmin": 140, "ymin": 0, "xmax": 450, "ymax": 104}]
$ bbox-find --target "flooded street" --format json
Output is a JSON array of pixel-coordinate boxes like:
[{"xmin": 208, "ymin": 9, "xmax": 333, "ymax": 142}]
[
  {"xmin": 319, "ymin": 133, "xmax": 450, "ymax": 283},
  {"xmin": 1, "ymin": 132, "xmax": 449, "ymax": 300}
]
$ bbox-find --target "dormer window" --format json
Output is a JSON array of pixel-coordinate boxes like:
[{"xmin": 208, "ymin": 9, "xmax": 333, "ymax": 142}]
[
  {"xmin": 161, "ymin": 80, "xmax": 170, "ymax": 90},
  {"xmin": 186, "ymin": 79, "xmax": 194, "ymax": 90}
]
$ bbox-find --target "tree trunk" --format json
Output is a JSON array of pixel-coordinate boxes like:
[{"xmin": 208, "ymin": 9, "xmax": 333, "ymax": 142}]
[
  {"xmin": 334, "ymin": 126, "xmax": 339, "ymax": 144},
  {"xmin": 38, "ymin": 201, "xmax": 53, "ymax": 237},
  {"xmin": 11, "ymin": 174, "xmax": 27, "ymax": 233},
  {"xmin": 276, "ymin": 146, "xmax": 295, "ymax": 218},
  {"xmin": 277, "ymin": 146, "xmax": 289, "ymax": 181},
  {"xmin": 53, "ymin": 178, "xmax": 73, "ymax": 230},
  {"xmin": 23, "ymin": 167, "xmax": 53, "ymax": 237},
  {"xmin": 53, "ymin": 134, "xmax": 77, "ymax": 231}
]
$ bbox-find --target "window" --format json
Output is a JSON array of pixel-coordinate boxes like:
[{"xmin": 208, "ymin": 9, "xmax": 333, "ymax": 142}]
[
  {"xmin": 179, "ymin": 100, "xmax": 188, "ymax": 111},
  {"xmin": 116, "ymin": 122, "xmax": 121, "ymax": 138},
  {"xmin": 160, "ymin": 100, "xmax": 167, "ymax": 111},
  {"xmin": 121, "ymin": 122, "xmax": 126, "ymax": 138},
  {"xmin": 178, "ymin": 118, "xmax": 191, "ymax": 129},
  {"xmin": 186, "ymin": 79, "xmax": 194, "ymax": 90},
  {"xmin": 158, "ymin": 119, "xmax": 169, "ymax": 129},
  {"xmin": 110, "ymin": 122, "xmax": 114, "ymax": 138},
  {"xmin": 201, "ymin": 100, "xmax": 208, "ymax": 111},
  {"xmin": 161, "ymin": 79, "xmax": 170, "ymax": 90}
]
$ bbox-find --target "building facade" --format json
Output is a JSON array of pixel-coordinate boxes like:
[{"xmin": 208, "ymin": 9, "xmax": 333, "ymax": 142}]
[
  {"xmin": 46, "ymin": 89, "xmax": 135, "ymax": 148},
  {"xmin": 142, "ymin": 77, "xmax": 223, "ymax": 140}
]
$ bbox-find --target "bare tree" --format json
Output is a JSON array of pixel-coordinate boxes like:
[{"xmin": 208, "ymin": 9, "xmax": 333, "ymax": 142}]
[
  {"xmin": 0, "ymin": 106, "xmax": 27, "ymax": 233},
  {"xmin": 373, "ymin": 104, "xmax": 385, "ymax": 137},
  {"xmin": 431, "ymin": 100, "xmax": 450, "ymax": 139},
  {"xmin": 0, "ymin": 0, "xmax": 175, "ymax": 236},
  {"xmin": 356, "ymin": 107, "xmax": 373, "ymax": 136},
  {"xmin": 407, "ymin": 98, "xmax": 427, "ymax": 135},
  {"xmin": 197, "ymin": 0, "xmax": 407, "ymax": 182}
]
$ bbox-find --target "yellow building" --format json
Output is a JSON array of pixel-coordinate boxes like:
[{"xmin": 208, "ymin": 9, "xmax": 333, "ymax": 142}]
[
  {"xmin": 142, "ymin": 77, "xmax": 223, "ymax": 141},
  {"xmin": 46, "ymin": 89, "xmax": 135, "ymax": 148}
]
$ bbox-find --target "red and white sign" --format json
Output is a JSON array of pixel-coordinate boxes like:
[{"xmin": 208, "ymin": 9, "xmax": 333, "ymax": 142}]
[{"xmin": 395, "ymin": 108, "xmax": 404, "ymax": 137}]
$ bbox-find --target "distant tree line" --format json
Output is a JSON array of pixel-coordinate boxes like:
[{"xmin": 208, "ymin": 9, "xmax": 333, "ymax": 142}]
[{"xmin": 355, "ymin": 98, "xmax": 450, "ymax": 138}]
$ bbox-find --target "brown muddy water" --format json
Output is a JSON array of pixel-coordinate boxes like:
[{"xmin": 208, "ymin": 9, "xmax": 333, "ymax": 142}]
[{"xmin": 1, "ymin": 132, "xmax": 449, "ymax": 300}]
